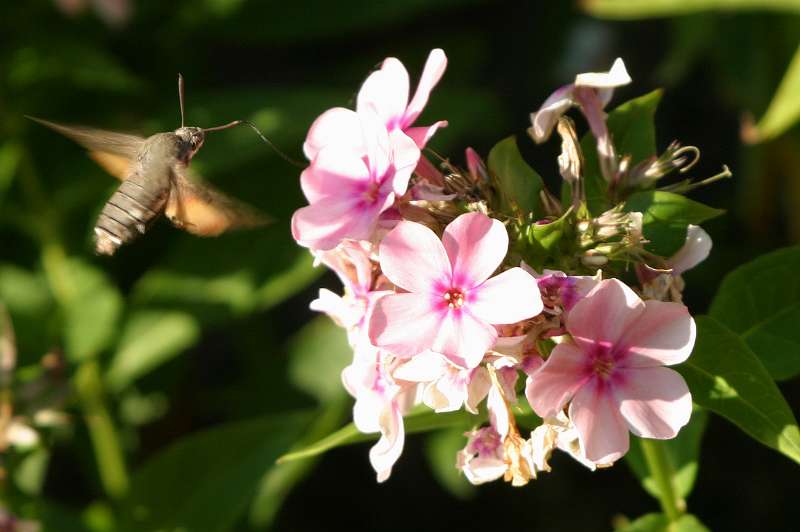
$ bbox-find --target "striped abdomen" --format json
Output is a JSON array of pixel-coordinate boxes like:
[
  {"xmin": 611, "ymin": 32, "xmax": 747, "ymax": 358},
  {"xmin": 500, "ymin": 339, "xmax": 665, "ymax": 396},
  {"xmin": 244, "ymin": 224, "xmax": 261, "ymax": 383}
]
[{"xmin": 94, "ymin": 177, "xmax": 169, "ymax": 255}]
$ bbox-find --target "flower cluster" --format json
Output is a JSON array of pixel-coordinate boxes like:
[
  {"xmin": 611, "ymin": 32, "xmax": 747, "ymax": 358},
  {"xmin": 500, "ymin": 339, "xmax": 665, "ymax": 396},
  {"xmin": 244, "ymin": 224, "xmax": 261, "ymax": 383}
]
[{"xmin": 291, "ymin": 51, "xmax": 714, "ymax": 484}]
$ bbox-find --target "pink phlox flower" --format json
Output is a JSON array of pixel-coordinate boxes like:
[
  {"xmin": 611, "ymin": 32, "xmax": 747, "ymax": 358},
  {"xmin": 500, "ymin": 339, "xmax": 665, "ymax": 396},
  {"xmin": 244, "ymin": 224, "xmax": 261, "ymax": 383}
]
[
  {"xmin": 368, "ymin": 212, "xmax": 544, "ymax": 369},
  {"xmin": 357, "ymin": 48, "xmax": 448, "ymax": 149},
  {"xmin": 526, "ymin": 278, "xmax": 694, "ymax": 464},
  {"xmin": 393, "ymin": 351, "xmax": 490, "ymax": 414},
  {"xmin": 530, "ymin": 411, "xmax": 612, "ymax": 473},
  {"xmin": 341, "ymin": 344, "xmax": 419, "ymax": 482},
  {"xmin": 292, "ymin": 108, "xmax": 421, "ymax": 251},
  {"xmin": 521, "ymin": 265, "xmax": 602, "ymax": 315}
]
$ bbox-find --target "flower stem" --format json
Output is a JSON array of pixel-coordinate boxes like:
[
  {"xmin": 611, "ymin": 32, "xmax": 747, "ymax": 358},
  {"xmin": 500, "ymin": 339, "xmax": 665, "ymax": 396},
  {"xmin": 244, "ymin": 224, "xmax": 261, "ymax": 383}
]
[{"xmin": 639, "ymin": 438, "xmax": 683, "ymax": 523}]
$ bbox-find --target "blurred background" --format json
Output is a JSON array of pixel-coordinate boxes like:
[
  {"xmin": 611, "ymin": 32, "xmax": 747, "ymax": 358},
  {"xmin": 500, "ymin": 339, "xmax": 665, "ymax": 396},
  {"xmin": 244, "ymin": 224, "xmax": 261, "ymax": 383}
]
[{"xmin": 0, "ymin": 0, "xmax": 799, "ymax": 530}]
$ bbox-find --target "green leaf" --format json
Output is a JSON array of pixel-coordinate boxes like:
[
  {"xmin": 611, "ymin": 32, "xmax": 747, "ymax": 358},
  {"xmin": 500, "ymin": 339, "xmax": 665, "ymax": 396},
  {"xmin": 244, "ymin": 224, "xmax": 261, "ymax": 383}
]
[
  {"xmin": 677, "ymin": 316, "xmax": 800, "ymax": 465},
  {"xmin": 278, "ymin": 406, "xmax": 485, "ymax": 464},
  {"xmin": 14, "ymin": 448, "xmax": 50, "ymax": 496},
  {"xmin": 580, "ymin": 90, "xmax": 662, "ymax": 214},
  {"xmin": 488, "ymin": 135, "xmax": 544, "ymax": 217},
  {"xmin": 106, "ymin": 310, "xmax": 200, "ymax": 392},
  {"xmin": 0, "ymin": 264, "xmax": 53, "ymax": 359},
  {"xmin": 624, "ymin": 190, "xmax": 723, "ymax": 255},
  {"xmin": 425, "ymin": 429, "xmax": 475, "ymax": 499},
  {"xmin": 124, "ymin": 412, "xmax": 311, "ymax": 532},
  {"xmin": 710, "ymin": 245, "xmax": 800, "ymax": 380},
  {"xmin": 287, "ymin": 316, "xmax": 353, "ymax": 403},
  {"xmin": 518, "ymin": 209, "xmax": 572, "ymax": 271},
  {"xmin": 584, "ymin": 0, "xmax": 800, "ymax": 19},
  {"xmin": 63, "ymin": 259, "xmax": 123, "ymax": 362},
  {"xmin": 616, "ymin": 513, "xmax": 710, "ymax": 532},
  {"xmin": 751, "ymin": 43, "xmax": 800, "ymax": 142},
  {"xmin": 625, "ymin": 408, "xmax": 707, "ymax": 500}
]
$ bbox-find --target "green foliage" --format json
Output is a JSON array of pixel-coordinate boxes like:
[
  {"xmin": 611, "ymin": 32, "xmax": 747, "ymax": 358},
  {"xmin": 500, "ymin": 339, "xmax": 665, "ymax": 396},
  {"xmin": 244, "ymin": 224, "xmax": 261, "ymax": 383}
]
[
  {"xmin": 677, "ymin": 316, "xmax": 800, "ymax": 464},
  {"xmin": 123, "ymin": 412, "xmax": 311, "ymax": 532},
  {"xmin": 287, "ymin": 316, "xmax": 352, "ymax": 403},
  {"xmin": 488, "ymin": 136, "xmax": 544, "ymax": 217},
  {"xmin": 710, "ymin": 245, "xmax": 800, "ymax": 380},
  {"xmin": 624, "ymin": 191, "xmax": 724, "ymax": 255},
  {"xmin": 584, "ymin": 0, "xmax": 800, "ymax": 19},
  {"xmin": 425, "ymin": 428, "xmax": 476, "ymax": 500},
  {"xmin": 616, "ymin": 513, "xmax": 710, "ymax": 532}
]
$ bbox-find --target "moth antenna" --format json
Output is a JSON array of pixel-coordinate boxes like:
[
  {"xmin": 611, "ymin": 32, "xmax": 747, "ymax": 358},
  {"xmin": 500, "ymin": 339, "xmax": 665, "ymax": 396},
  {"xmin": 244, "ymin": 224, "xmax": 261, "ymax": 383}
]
[
  {"xmin": 178, "ymin": 73, "xmax": 186, "ymax": 128},
  {"xmin": 203, "ymin": 120, "xmax": 305, "ymax": 168}
]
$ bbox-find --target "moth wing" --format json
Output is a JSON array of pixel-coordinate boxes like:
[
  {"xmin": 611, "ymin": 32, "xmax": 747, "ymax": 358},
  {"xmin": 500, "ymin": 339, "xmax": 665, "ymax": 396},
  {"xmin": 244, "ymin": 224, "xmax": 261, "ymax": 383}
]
[
  {"xmin": 27, "ymin": 116, "xmax": 145, "ymax": 180},
  {"xmin": 165, "ymin": 170, "xmax": 270, "ymax": 237}
]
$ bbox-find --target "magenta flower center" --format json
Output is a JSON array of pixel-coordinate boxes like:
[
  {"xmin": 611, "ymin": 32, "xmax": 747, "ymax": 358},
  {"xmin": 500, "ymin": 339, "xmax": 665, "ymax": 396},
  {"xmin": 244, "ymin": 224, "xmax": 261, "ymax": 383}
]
[
  {"xmin": 592, "ymin": 356, "xmax": 616, "ymax": 379},
  {"xmin": 362, "ymin": 181, "xmax": 381, "ymax": 204},
  {"xmin": 443, "ymin": 288, "xmax": 465, "ymax": 309}
]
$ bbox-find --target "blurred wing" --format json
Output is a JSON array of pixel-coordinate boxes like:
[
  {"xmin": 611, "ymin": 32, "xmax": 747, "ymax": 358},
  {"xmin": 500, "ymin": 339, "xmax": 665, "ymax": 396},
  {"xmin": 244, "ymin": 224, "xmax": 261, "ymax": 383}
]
[
  {"xmin": 27, "ymin": 116, "xmax": 145, "ymax": 180},
  {"xmin": 165, "ymin": 170, "xmax": 271, "ymax": 237}
]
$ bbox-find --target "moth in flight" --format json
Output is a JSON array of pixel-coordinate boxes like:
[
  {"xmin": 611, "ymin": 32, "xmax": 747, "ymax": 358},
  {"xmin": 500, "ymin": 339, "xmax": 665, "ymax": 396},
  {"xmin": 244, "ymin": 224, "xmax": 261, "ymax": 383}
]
[{"xmin": 29, "ymin": 75, "xmax": 269, "ymax": 255}]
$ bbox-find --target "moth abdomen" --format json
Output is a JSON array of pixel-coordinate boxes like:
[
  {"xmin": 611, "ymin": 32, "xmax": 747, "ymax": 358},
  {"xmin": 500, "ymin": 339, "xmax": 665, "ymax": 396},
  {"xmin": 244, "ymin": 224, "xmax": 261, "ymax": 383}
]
[{"xmin": 94, "ymin": 178, "xmax": 168, "ymax": 255}]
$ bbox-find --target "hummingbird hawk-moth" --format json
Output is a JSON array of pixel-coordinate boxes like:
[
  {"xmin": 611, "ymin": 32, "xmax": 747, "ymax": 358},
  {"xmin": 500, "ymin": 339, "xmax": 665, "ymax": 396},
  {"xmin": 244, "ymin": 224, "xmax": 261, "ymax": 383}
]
[{"xmin": 29, "ymin": 75, "xmax": 269, "ymax": 256}]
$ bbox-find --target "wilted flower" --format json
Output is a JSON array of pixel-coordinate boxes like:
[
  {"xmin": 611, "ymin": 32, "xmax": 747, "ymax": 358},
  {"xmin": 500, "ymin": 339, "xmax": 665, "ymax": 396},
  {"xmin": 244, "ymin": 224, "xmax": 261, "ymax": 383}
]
[{"xmin": 529, "ymin": 411, "xmax": 613, "ymax": 472}]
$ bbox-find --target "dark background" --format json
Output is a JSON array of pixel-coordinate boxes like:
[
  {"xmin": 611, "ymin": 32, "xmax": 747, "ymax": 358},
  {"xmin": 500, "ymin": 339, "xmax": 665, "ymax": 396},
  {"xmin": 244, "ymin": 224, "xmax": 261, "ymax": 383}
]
[{"xmin": 1, "ymin": 1, "xmax": 798, "ymax": 530}]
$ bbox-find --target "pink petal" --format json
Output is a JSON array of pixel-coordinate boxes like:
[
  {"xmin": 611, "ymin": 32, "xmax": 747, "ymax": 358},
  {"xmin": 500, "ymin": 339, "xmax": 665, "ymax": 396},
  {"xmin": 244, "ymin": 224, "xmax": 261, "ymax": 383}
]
[
  {"xmin": 469, "ymin": 267, "xmax": 543, "ymax": 325},
  {"xmin": 300, "ymin": 147, "xmax": 370, "ymax": 203},
  {"xmin": 432, "ymin": 309, "xmax": 498, "ymax": 369},
  {"xmin": 567, "ymin": 279, "xmax": 645, "ymax": 355},
  {"xmin": 569, "ymin": 378, "xmax": 629, "ymax": 464},
  {"xmin": 529, "ymin": 84, "xmax": 574, "ymax": 143},
  {"xmin": 291, "ymin": 195, "xmax": 382, "ymax": 251},
  {"xmin": 404, "ymin": 120, "xmax": 448, "ymax": 149},
  {"xmin": 668, "ymin": 225, "xmax": 712, "ymax": 275},
  {"xmin": 387, "ymin": 129, "xmax": 421, "ymax": 196},
  {"xmin": 615, "ymin": 367, "xmax": 692, "ymax": 439},
  {"xmin": 369, "ymin": 293, "xmax": 441, "ymax": 357},
  {"xmin": 370, "ymin": 404, "xmax": 405, "ymax": 482},
  {"xmin": 619, "ymin": 301, "xmax": 696, "ymax": 367},
  {"xmin": 442, "ymin": 212, "xmax": 508, "ymax": 289},
  {"xmin": 357, "ymin": 57, "xmax": 410, "ymax": 129},
  {"xmin": 414, "ymin": 155, "xmax": 444, "ymax": 187},
  {"xmin": 378, "ymin": 221, "xmax": 451, "ymax": 293},
  {"xmin": 303, "ymin": 107, "xmax": 363, "ymax": 160},
  {"xmin": 403, "ymin": 48, "xmax": 447, "ymax": 127},
  {"xmin": 525, "ymin": 342, "xmax": 590, "ymax": 418}
]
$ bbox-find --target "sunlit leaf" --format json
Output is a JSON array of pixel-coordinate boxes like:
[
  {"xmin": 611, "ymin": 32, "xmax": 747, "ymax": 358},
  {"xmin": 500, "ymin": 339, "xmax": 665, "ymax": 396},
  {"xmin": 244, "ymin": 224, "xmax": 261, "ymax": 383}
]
[
  {"xmin": 624, "ymin": 190, "xmax": 724, "ymax": 255},
  {"xmin": 615, "ymin": 512, "xmax": 710, "ymax": 532},
  {"xmin": 583, "ymin": 0, "xmax": 800, "ymax": 19},
  {"xmin": 63, "ymin": 259, "xmax": 123, "ymax": 362},
  {"xmin": 488, "ymin": 135, "xmax": 545, "ymax": 217},
  {"xmin": 710, "ymin": 245, "xmax": 800, "ymax": 380},
  {"xmin": 677, "ymin": 316, "xmax": 800, "ymax": 465},
  {"xmin": 14, "ymin": 448, "xmax": 50, "ymax": 496},
  {"xmin": 106, "ymin": 310, "xmax": 200, "ymax": 392},
  {"xmin": 124, "ymin": 412, "xmax": 311, "ymax": 532},
  {"xmin": 625, "ymin": 408, "xmax": 708, "ymax": 500},
  {"xmin": 288, "ymin": 316, "xmax": 352, "ymax": 403}
]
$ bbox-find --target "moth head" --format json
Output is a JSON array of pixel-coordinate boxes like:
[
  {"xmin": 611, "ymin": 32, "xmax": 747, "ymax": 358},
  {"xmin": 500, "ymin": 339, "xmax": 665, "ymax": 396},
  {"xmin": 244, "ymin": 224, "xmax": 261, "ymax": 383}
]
[{"xmin": 174, "ymin": 126, "xmax": 205, "ymax": 162}]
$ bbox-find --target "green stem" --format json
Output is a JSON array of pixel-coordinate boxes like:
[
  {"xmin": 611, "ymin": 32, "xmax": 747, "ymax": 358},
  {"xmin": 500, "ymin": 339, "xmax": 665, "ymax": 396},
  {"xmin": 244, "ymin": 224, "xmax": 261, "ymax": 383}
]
[
  {"xmin": 639, "ymin": 438, "xmax": 683, "ymax": 522},
  {"xmin": 74, "ymin": 361, "xmax": 129, "ymax": 499}
]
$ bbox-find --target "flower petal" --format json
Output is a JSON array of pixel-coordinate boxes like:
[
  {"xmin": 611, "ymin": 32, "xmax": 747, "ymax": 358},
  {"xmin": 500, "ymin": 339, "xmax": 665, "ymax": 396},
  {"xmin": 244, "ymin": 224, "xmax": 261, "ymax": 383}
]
[
  {"xmin": 393, "ymin": 351, "xmax": 447, "ymax": 382},
  {"xmin": 300, "ymin": 147, "xmax": 370, "ymax": 203},
  {"xmin": 569, "ymin": 378, "xmax": 629, "ymax": 464},
  {"xmin": 403, "ymin": 48, "xmax": 447, "ymax": 128},
  {"xmin": 668, "ymin": 225, "xmax": 712, "ymax": 276},
  {"xmin": 303, "ymin": 107, "xmax": 364, "ymax": 160},
  {"xmin": 525, "ymin": 342, "xmax": 590, "ymax": 418},
  {"xmin": 574, "ymin": 57, "xmax": 632, "ymax": 89},
  {"xmin": 370, "ymin": 404, "xmax": 405, "ymax": 482},
  {"xmin": 291, "ymin": 195, "xmax": 381, "ymax": 251},
  {"xmin": 567, "ymin": 279, "xmax": 645, "ymax": 354},
  {"xmin": 404, "ymin": 120, "xmax": 448, "ymax": 149},
  {"xmin": 357, "ymin": 57, "xmax": 410, "ymax": 128},
  {"xmin": 469, "ymin": 267, "xmax": 543, "ymax": 325},
  {"xmin": 368, "ymin": 293, "xmax": 441, "ymax": 357},
  {"xmin": 378, "ymin": 220, "xmax": 451, "ymax": 293},
  {"xmin": 442, "ymin": 212, "xmax": 508, "ymax": 289},
  {"xmin": 615, "ymin": 367, "xmax": 692, "ymax": 439},
  {"xmin": 529, "ymin": 84, "xmax": 574, "ymax": 143},
  {"xmin": 387, "ymin": 129, "xmax": 421, "ymax": 196},
  {"xmin": 619, "ymin": 300, "xmax": 696, "ymax": 367},
  {"xmin": 432, "ymin": 309, "xmax": 498, "ymax": 369}
]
